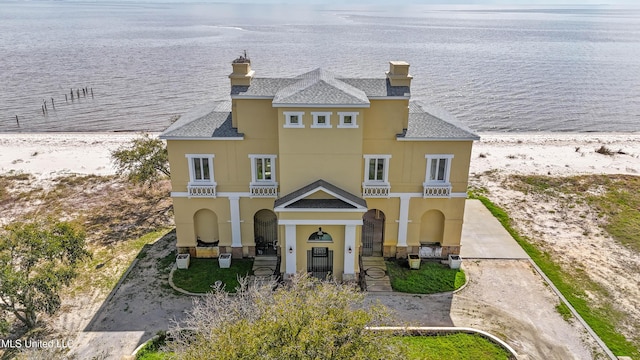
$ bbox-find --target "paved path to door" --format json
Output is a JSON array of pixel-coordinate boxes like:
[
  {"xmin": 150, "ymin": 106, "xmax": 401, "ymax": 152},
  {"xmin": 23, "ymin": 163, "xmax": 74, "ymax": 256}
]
[
  {"xmin": 460, "ymin": 199, "xmax": 529, "ymax": 259},
  {"xmin": 361, "ymin": 257, "xmax": 392, "ymax": 292}
]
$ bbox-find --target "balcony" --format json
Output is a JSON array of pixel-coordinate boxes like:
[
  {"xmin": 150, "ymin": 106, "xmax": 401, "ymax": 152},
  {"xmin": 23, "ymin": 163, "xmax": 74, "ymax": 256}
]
[
  {"xmin": 423, "ymin": 183, "xmax": 451, "ymax": 198},
  {"xmin": 250, "ymin": 183, "xmax": 278, "ymax": 198},
  {"xmin": 188, "ymin": 183, "xmax": 217, "ymax": 198},
  {"xmin": 362, "ymin": 183, "xmax": 390, "ymax": 198}
]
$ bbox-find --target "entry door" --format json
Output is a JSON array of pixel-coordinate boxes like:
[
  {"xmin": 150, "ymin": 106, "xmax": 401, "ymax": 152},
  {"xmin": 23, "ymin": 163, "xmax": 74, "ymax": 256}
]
[
  {"xmin": 307, "ymin": 247, "xmax": 333, "ymax": 280},
  {"xmin": 362, "ymin": 213, "xmax": 384, "ymax": 257}
]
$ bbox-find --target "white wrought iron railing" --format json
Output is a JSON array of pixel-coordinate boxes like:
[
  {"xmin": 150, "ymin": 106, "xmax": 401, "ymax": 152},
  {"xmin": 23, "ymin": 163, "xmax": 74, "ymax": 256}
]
[
  {"xmin": 250, "ymin": 183, "xmax": 278, "ymax": 198},
  {"xmin": 362, "ymin": 183, "xmax": 390, "ymax": 198},
  {"xmin": 188, "ymin": 184, "xmax": 217, "ymax": 197},
  {"xmin": 422, "ymin": 183, "xmax": 452, "ymax": 198}
]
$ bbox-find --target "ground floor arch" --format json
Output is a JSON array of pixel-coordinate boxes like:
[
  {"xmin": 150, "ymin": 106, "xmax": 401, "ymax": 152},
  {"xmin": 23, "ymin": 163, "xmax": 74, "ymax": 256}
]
[
  {"xmin": 194, "ymin": 209, "xmax": 219, "ymax": 244},
  {"xmin": 420, "ymin": 209, "xmax": 445, "ymax": 244},
  {"xmin": 362, "ymin": 209, "xmax": 385, "ymax": 257},
  {"xmin": 254, "ymin": 209, "xmax": 278, "ymax": 256}
]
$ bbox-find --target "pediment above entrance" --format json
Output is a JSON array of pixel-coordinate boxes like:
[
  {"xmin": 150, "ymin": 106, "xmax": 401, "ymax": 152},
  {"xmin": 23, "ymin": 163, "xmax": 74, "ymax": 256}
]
[{"xmin": 274, "ymin": 180, "xmax": 367, "ymax": 212}]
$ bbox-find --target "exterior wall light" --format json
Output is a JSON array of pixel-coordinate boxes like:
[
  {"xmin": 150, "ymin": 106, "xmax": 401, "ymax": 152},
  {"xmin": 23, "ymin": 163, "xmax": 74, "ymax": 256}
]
[
  {"xmin": 348, "ymin": 246, "xmax": 352, "ymax": 254},
  {"xmin": 289, "ymin": 246, "xmax": 293, "ymax": 254}
]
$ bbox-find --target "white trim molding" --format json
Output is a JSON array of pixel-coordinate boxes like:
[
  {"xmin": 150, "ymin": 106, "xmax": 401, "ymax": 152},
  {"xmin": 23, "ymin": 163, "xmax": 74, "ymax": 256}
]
[
  {"xmin": 337, "ymin": 112, "xmax": 359, "ymax": 128},
  {"xmin": 362, "ymin": 154, "xmax": 392, "ymax": 198},
  {"xmin": 278, "ymin": 220, "xmax": 364, "ymax": 226},
  {"xmin": 185, "ymin": 154, "xmax": 216, "ymax": 197},
  {"xmin": 311, "ymin": 112, "xmax": 332, "ymax": 128},
  {"xmin": 248, "ymin": 154, "xmax": 278, "ymax": 197},
  {"xmin": 283, "ymin": 111, "xmax": 305, "ymax": 128},
  {"xmin": 274, "ymin": 186, "xmax": 368, "ymax": 211},
  {"xmin": 424, "ymin": 154, "xmax": 454, "ymax": 184}
]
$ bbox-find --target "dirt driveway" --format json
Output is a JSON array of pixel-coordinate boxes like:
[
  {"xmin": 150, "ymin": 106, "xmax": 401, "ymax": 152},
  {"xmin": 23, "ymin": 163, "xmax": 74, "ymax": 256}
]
[{"xmin": 368, "ymin": 260, "xmax": 605, "ymax": 360}]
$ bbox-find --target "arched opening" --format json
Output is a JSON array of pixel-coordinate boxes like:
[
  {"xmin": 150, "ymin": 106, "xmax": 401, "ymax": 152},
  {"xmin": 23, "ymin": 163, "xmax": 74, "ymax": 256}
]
[
  {"xmin": 420, "ymin": 210, "xmax": 445, "ymax": 244},
  {"xmin": 254, "ymin": 209, "xmax": 278, "ymax": 256},
  {"xmin": 194, "ymin": 209, "xmax": 219, "ymax": 245},
  {"xmin": 362, "ymin": 209, "xmax": 385, "ymax": 257},
  {"xmin": 308, "ymin": 227, "xmax": 333, "ymax": 241}
]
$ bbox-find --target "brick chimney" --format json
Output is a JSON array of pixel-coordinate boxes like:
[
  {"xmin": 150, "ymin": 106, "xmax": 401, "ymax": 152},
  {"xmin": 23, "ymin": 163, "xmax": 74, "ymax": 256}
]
[
  {"xmin": 386, "ymin": 61, "xmax": 412, "ymax": 87},
  {"xmin": 229, "ymin": 52, "xmax": 254, "ymax": 86}
]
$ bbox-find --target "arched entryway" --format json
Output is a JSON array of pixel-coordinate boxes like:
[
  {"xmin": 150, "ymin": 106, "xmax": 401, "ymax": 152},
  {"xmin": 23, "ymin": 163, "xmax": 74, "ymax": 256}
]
[
  {"xmin": 194, "ymin": 209, "xmax": 219, "ymax": 244},
  {"xmin": 254, "ymin": 209, "xmax": 278, "ymax": 256},
  {"xmin": 362, "ymin": 209, "xmax": 385, "ymax": 257},
  {"xmin": 420, "ymin": 210, "xmax": 445, "ymax": 244}
]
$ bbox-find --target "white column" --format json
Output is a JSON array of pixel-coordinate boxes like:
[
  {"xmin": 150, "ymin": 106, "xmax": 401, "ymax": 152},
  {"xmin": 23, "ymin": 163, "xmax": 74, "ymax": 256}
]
[
  {"xmin": 343, "ymin": 225, "xmax": 356, "ymax": 275},
  {"xmin": 229, "ymin": 196, "xmax": 242, "ymax": 248},
  {"xmin": 397, "ymin": 195, "xmax": 410, "ymax": 247},
  {"xmin": 285, "ymin": 224, "xmax": 297, "ymax": 275}
]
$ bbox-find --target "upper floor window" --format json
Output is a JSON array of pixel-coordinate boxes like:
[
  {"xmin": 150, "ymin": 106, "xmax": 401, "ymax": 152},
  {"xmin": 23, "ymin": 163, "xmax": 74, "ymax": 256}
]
[
  {"xmin": 337, "ymin": 112, "xmax": 359, "ymax": 128},
  {"xmin": 186, "ymin": 154, "xmax": 215, "ymax": 184},
  {"xmin": 249, "ymin": 154, "xmax": 277, "ymax": 184},
  {"xmin": 311, "ymin": 112, "xmax": 332, "ymax": 128},
  {"xmin": 363, "ymin": 155, "xmax": 391, "ymax": 184},
  {"xmin": 284, "ymin": 111, "xmax": 305, "ymax": 128},
  {"xmin": 425, "ymin": 155, "xmax": 454, "ymax": 183}
]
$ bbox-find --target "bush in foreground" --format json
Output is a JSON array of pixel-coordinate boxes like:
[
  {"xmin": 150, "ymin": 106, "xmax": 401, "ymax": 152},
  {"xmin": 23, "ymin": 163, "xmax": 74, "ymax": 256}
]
[{"xmin": 166, "ymin": 274, "xmax": 404, "ymax": 360}]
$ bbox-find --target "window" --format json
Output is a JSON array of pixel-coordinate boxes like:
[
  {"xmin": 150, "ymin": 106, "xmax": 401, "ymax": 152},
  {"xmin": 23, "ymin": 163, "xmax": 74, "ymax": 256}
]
[
  {"xmin": 284, "ymin": 111, "xmax": 305, "ymax": 128},
  {"xmin": 311, "ymin": 112, "xmax": 332, "ymax": 128},
  {"xmin": 338, "ymin": 112, "xmax": 359, "ymax": 128},
  {"xmin": 425, "ymin": 155, "xmax": 454, "ymax": 183},
  {"xmin": 363, "ymin": 155, "xmax": 391, "ymax": 184},
  {"xmin": 249, "ymin": 155, "xmax": 277, "ymax": 184},
  {"xmin": 186, "ymin": 154, "xmax": 215, "ymax": 184}
]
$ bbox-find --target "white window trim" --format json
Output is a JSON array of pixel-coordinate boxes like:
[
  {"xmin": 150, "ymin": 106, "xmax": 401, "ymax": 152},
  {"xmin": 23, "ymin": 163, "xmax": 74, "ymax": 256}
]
[
  {"xmin": 363, "ymin": 154, "xmax": 391, "ymax": 185},
  {"xmin": 186, "ymin": 154, "xmax": 215, "ymax": 185},
  {"xmin": 311, "ymin": 112, "xmax": 332, "ymax": 128},
  {"xmin": 424, "ymin": 154, "xmax": 454, "ymax": 184},
  {"xmin": 283, "ymin": 111, "xmax": 305, "ymax": 128},
  {"xmin": 248, "ymin": 154, "xmax": 277, "ymax": 185},
  {"xmin": 337, "ymin": 112, "xmax": 359, "ymax": 128}
]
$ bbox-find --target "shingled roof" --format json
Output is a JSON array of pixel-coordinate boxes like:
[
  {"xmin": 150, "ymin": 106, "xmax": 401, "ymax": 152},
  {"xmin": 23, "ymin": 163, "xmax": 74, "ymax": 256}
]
[
  {"xmin": 399, "ymin": 102, "xmax": 480, "ymax": 141},
  {"xmin": 274, "ymin": 179, "xmax": 367, "ymax": 210},
  {"xmin": 231, "ymin": 68, "xmax": 410, "ymax": 103},
  {"xmin": 159, "ymin": 101, "xmax": 242, "ymax": 139}
]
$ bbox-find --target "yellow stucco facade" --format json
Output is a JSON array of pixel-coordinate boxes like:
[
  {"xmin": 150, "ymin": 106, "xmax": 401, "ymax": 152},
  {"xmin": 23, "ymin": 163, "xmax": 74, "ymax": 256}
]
[{"xmin": 161, "ymin": 58, "xmax": 479, "ymax": 281}]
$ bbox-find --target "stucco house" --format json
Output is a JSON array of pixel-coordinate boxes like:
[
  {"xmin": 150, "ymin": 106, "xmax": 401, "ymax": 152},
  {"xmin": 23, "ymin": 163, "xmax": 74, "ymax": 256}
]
[{"xmin": 160, "ymin": 57, "xmax": 479, "ymax": 281}]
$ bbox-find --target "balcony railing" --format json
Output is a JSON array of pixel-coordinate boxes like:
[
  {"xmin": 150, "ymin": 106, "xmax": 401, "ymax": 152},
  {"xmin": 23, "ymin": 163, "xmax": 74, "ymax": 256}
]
[
  {"xmin": 423, "ymin": 183, "xmax": 451, "ymax": 198},
  {"xmin": 188, "ymin": 183, "xmax": 217, "ymax": 198},
  {"xmin": 362, "ymin": 183, "xmax": 390, "ymax": 198},
  {"xmin": 250, "ymin": 183, "xmax": 278, "ymax": 198}
]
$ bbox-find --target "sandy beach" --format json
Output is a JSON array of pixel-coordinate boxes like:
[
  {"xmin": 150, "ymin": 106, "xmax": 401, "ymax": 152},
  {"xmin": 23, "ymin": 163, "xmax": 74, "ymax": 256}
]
[
  {"xmin": 1, "ymin": 132, "xmax": 639, "ymax": 359},
  {"xmin": 2, "ymin": 132, "xmax": 639, "ymax": 179}
]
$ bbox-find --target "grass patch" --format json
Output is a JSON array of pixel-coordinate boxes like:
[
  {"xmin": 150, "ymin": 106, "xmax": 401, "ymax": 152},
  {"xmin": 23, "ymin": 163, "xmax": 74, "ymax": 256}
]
[
  {"xmin": 69, "ymin": 228, "xmax": 172, "ymax": 295},
  {"xmin": 396, "ymin": 333, "xmax": 511, "ymax": 360},
  {"xmin": 556, "ymin": 302, "xmax": 573, "ymax": 322},
  {"xmin": 172, "ymin": 258, "xmax": 254, "ymax": 293},
  {"xmin": 469, "ymin": 190, "xmax": 639, "ymax": 358},
  {"xmin": 386, "ymin": 259, "xmax": 465, "ymax": 294},
  {"xmin": 136, "ymin": 332, "xmax": 172, "ymax": 360}
]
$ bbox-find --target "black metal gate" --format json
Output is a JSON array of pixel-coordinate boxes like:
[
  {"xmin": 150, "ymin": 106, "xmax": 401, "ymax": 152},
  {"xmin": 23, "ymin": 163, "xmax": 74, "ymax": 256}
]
[
  {"xmin": 307, "ymin": 247, "xmax": 333, "ymax": 280},
  {"xmin": 361, "ymin": 219, "xmax": 374, "ymax": 256},
  {"xmin": 254, "ymin": 213, "xmax": 278, "ymax": 255}
]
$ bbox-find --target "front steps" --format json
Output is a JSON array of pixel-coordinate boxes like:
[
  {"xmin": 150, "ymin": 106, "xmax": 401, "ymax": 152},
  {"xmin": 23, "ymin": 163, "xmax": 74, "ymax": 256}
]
[{"xmin": 361, "ymin": 256, "xmax": 392, "ymax": 292}]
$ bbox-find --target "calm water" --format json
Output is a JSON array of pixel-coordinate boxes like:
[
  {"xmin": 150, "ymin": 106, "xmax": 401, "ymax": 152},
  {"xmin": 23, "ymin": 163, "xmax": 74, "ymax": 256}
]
[{"xmin": 2, "ymin": 1, "xmax": 640, "ymax": 132}]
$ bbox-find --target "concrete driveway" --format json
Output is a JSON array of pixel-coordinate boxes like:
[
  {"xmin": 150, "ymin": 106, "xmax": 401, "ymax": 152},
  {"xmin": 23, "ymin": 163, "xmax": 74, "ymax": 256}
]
[{"xmin": 460, "ymin": 199, "xmax": 529, "ymax": 259}]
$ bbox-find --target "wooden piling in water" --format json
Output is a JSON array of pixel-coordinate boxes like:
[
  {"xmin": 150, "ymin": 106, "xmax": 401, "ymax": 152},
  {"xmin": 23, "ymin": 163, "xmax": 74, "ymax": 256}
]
[
  {"xmin": 77, "ymin": 89, "xmax": 80, "ymax": 98},
  {"xmin": 43, "ymin": 101, "xmax": 47, "ymax": 112},
  {"xmin": 51, "ymin": 97, "xmax": 55, "ymax": 109},
  {"xmin": 42, "ymin": 105, "xmax": 45, "ymax": 115},
  {"xmin": 16, "ymin": 115, "xmax": 19, "ymax": 127},
  {"xmin": 91, "ymin": 88, "xmax": 94, "ymax": 98},
  {"xmin": 65, "ymin": 94, "xmax": 68, "ymax": 102}
]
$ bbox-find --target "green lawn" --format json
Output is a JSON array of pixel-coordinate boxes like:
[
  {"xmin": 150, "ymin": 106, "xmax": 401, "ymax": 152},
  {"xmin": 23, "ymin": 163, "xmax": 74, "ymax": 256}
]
[
  {"xmin": 396, "ymin": 333, "xmax": 512, "ymax": 360},
  {"xmin": 172, "ymin": 258, "xmax": 254, "ymax": 293},
  {"xmin": 386, "ymin": 259, "xmax": 466, "ymax": 294}
]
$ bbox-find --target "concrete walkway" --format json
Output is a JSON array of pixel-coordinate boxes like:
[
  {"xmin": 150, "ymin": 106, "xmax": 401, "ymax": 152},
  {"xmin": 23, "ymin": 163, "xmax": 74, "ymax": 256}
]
[
  {"xmin": 361, "ymin": 257, "xmax": 392, "ymax": 292},
  {"xmin": 252, "ymin": 255, "xmax": 278, "ymax": 279},
  {"xmin": 460, "ymin": 199, "xmax": 529, "ymax": 259}
]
